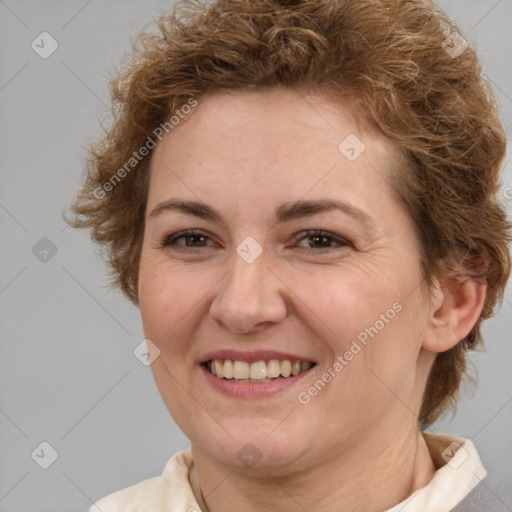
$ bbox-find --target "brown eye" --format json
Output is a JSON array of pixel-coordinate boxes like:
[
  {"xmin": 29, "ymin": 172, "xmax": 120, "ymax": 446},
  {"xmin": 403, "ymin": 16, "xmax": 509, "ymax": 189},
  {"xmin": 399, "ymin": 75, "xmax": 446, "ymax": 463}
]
[
  {"xmin": 295, "ymin": 230, "xmax": 350, "ymax": 250},
  {"xmin": 163, "ymin": 230, "xmax": 215, "ymax": 248}
]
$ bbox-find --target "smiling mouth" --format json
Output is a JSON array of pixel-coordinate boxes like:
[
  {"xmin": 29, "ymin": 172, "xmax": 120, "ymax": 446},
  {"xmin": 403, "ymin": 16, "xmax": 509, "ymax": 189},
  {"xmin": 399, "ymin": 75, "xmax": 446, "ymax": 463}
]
[{"xmin": 204, "ymin": 359, "xmax": 315, "ymax": 383}]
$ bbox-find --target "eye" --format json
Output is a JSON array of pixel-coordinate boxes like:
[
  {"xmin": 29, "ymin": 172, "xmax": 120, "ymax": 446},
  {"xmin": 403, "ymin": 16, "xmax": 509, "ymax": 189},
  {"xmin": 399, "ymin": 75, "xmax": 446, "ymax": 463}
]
[
  {"xmin": 161, "ymin": 229, "xmax": 350, "ymax": 252},
  {"xmin": 162, "ymin": 229, "xmax": 216, "ymax": 249},
  {"xmin": 293, "ymin": 230, "xmax": 350, "ymax": 251}
]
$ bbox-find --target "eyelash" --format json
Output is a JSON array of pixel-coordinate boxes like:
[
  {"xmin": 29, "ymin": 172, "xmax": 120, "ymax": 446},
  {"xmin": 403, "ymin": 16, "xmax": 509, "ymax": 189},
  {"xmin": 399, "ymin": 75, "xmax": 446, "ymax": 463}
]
[{"xmin": 162, "ymin": 229, "xmax": 350, "ymax": 252}]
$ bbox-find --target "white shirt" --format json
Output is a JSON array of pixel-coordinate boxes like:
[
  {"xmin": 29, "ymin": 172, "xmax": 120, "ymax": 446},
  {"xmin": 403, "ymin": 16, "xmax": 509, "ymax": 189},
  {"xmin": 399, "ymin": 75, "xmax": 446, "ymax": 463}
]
[{"xmin": 89, "ymin": 434, "xmax": 486, "ymax": 512}]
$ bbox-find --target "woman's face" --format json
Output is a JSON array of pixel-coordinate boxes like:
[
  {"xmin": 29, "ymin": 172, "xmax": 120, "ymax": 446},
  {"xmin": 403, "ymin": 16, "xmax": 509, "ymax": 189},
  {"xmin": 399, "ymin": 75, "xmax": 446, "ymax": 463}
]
[{"xmin": 139, "ymin": 87, "xmax": 436, "ymax": 472}]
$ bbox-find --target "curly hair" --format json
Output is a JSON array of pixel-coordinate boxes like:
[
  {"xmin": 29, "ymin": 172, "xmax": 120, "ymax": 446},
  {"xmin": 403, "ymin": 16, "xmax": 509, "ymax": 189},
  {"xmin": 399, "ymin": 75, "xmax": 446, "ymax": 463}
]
[{"xmin": 68, "ymin": 0, "xmax": 511, "ymax": 427}]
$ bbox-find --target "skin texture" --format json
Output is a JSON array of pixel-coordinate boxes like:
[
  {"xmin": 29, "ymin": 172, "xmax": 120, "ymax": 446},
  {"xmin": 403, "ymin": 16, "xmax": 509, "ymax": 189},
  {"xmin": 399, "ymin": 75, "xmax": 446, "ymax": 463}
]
[{"xmin": 138, "ymin": 87, "xmax": 486, "ymax": 512}]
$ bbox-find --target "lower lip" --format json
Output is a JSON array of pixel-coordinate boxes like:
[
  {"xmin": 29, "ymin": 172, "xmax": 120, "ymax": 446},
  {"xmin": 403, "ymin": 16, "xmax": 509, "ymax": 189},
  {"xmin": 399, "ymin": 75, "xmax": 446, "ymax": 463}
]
[{"xmin": 201, "ymin": 364, "xmax": 314, "ymax": 398}]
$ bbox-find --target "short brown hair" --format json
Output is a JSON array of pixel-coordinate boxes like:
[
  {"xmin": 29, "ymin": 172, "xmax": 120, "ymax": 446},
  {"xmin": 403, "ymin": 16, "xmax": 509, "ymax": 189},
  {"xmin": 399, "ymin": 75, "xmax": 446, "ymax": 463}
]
[{"xmin": 68, "ymin": 0, "xmax": 511, "ymax": 427}]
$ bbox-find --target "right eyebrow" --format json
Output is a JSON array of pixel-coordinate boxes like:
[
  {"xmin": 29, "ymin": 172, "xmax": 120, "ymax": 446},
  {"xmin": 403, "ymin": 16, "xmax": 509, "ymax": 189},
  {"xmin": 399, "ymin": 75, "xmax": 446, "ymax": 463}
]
[{"xmin": 149, "ymin": 199, "xmax": 224, "ymax": 223}]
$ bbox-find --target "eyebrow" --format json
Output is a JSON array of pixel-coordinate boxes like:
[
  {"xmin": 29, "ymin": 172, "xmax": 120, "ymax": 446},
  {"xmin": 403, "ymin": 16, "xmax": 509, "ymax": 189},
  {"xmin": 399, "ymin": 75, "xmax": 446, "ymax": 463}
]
[{"xmin": 149, "ymin": 198, "xmax": 375, "ymax": 230}]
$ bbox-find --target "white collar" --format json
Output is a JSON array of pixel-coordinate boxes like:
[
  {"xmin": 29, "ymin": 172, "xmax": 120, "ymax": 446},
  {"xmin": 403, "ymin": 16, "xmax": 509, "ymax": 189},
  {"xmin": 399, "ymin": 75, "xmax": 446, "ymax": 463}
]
[{"xmin": 385, "ymin": 434, "xmax": 486, "ymax": 512}]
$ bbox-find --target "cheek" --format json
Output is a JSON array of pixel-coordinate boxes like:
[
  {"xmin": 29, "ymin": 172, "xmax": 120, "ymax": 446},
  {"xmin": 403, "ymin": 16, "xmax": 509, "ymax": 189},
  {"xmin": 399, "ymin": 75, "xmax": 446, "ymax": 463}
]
[
  {"xmin": 138, "ymin": 252, "xmax": 228, "ymax": 367},
  {"xmin": 138, "ymin": 256, "xmax": 201, "ymax": 345},
  {"xmin": 276, "ymin": 259, "xmax": 402, "ymax": 341},
  {"xmin": 281, "ymin": 260, "xmax": 424, "ymax": 381}
]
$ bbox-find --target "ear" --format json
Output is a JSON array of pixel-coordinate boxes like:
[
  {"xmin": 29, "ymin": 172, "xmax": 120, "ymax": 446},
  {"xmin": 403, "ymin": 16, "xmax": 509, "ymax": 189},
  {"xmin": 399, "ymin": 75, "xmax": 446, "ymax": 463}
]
[{"xmin": 422, "ymin": 275, "xmax": 487, "ymax": 353}]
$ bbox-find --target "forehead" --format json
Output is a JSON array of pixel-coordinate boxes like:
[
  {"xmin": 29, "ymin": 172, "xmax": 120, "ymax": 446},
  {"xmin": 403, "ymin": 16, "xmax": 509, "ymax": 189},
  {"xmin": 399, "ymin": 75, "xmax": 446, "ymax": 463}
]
[
  {"xmin": 155, "ymin": 87, "xmax": 376, "ymax": 159},
  {"xmin": 147, "ymin": 87, "xmax": 399, "ymax": 217}
]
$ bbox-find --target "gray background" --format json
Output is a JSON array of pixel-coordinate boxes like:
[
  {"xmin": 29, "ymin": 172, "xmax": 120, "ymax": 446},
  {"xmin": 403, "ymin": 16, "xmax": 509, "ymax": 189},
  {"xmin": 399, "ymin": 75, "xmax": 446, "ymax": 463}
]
[{"xmin": 0, "ymin": 1, "xmax": 511, "ymax": 511}]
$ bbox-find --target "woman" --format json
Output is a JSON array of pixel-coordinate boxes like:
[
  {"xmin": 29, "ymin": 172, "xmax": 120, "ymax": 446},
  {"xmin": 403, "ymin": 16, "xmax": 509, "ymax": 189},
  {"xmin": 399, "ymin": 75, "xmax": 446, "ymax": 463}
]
[{"xmin": 69, "ymin": 0, "xmax": 511, "ymax": 510}]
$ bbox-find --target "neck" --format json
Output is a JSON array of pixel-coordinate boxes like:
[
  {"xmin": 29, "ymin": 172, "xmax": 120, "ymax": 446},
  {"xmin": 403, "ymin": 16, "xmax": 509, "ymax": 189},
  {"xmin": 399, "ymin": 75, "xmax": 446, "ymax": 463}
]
[{"xmin": 189, "ymin": 424, "xmax": 436, "ymax": 512}]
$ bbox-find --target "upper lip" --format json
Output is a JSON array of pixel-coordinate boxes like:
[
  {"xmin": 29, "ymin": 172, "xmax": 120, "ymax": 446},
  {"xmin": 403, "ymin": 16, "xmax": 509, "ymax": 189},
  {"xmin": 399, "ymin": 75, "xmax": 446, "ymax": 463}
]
[{"xmin": 200, "ymin": 350, "xmax": 317, "ymax": 364}]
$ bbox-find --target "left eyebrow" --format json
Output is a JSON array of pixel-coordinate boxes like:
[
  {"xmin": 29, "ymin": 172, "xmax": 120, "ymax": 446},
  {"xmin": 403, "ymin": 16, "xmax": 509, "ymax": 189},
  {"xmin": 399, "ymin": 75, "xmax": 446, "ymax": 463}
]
[
  {"xmin": 275, "ymin": 199, "xmax": 376, "ymax": 231},
  {"xmin": 149, "ymin": 198, "xmax": 375, "ymax": 231}
]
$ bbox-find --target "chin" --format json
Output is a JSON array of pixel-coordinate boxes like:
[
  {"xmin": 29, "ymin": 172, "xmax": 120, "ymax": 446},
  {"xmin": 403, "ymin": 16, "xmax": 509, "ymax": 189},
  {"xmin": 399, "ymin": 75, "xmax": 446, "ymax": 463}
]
[{"xmin": 191, "ymin": 417, "xmax": 315, "ymax": 472}]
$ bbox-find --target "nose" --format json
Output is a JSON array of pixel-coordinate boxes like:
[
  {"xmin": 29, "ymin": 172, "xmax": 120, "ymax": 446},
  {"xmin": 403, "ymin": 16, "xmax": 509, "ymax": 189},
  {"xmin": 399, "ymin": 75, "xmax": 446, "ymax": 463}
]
[{"xmin": 209, "ymin": 250, "xmax": 288, "ymax": 334}]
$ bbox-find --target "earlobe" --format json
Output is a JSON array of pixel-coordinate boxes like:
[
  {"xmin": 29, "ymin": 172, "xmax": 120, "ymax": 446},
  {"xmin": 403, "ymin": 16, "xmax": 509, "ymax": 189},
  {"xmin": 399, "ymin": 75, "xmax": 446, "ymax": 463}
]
[{"xmin": 422, "ymin": 276, "xmax": 487, "ymax": 353}]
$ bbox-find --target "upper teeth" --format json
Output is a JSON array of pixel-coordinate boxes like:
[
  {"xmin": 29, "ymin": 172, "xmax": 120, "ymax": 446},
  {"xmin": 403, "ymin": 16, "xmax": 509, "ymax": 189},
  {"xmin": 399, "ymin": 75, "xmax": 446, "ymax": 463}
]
[{"xmin": 208, "ymin": 359, "xmax": 313, "ymax": 380}]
